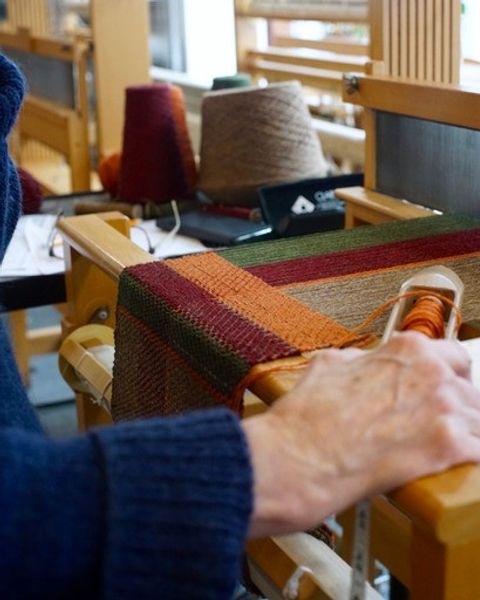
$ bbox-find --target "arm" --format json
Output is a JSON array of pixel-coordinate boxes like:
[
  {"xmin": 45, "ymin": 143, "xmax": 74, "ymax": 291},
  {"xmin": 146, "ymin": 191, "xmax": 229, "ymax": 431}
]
[{"xmin": 0, "ymin": 409, "xmax": 252, "ymax": 600}]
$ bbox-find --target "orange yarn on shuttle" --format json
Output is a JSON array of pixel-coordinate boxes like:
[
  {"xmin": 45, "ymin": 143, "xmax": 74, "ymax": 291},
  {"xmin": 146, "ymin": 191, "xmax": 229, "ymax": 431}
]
[{"xmin": 399, "ymin": 295, "xmax": 446, "ymax": 339}]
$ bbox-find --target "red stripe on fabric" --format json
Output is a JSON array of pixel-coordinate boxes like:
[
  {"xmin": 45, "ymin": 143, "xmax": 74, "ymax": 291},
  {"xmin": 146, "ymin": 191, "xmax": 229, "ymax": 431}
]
[
  {"xmin": 126, "ymin": 261, "xmax": 301, "ymax": 365},
  {"xmin": 246, "ymin": 229, "xmax": 480, "ymax": 286}
]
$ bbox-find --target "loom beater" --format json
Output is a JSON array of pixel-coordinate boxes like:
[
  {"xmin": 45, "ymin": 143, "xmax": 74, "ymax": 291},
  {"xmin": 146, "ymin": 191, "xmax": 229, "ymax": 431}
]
[{"xmin": 350, "ymin": 265, "xmax": 464, "ymax": 600}]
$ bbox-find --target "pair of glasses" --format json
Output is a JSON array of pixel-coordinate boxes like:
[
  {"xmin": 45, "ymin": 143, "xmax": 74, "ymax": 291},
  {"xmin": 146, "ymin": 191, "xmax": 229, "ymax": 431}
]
[
  {"xmin": 131, "ymin": 200, "xmax": 181, "ymax": 256},
  {"xmin": 131, "ymin": 224, "xmax": 156, "ymax": 254}
]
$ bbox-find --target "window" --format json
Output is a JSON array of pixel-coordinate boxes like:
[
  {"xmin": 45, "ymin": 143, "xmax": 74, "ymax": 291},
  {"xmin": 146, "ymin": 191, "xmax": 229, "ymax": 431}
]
[
  {"xmin": 462, "ymin": 0, "xmax": 480, "ymax": 62},
  {"xmin": 149, "ymin": 0, "xmax": 237, "ymax": 86}
]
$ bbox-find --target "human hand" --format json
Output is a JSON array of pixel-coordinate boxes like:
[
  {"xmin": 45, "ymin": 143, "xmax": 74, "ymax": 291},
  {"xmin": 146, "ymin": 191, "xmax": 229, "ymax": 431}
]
[{"xmin": 244, "ymin": 332, "xmax": 480, "ymax": 537}]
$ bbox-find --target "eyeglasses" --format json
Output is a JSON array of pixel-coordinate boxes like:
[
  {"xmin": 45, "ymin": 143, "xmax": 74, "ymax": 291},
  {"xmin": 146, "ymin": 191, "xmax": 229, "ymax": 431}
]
[{"xmin": 131, "ymin": 200, "xmax": 181, "ymax": 256}]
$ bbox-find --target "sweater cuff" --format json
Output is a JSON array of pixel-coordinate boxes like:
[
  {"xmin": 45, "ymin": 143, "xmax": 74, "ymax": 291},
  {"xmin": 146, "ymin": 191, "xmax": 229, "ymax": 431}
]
[{"xmin": 92, "ymin": 408, "xmax": 253, "ymax": 600}]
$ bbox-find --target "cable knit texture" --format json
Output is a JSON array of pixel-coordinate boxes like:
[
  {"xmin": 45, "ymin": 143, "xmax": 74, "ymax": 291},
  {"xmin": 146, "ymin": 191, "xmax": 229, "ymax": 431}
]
[{"xmin": 0, "ymin": 53, "xmax": 253, "ymax": 599}]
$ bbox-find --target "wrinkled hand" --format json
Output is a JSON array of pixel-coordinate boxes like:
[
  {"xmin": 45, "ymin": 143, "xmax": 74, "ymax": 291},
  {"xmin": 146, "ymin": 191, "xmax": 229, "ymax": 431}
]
[{"xmin": 244, "ymin": 332, "xmax": 480, "ymax": 537}]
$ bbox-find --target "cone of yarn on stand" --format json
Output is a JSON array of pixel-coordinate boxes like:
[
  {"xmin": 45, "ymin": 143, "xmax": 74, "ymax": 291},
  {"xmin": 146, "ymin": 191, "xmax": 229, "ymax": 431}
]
[
  {"xmin": 197, "ymin": 81, "xmax": 328, "ymax": 207},
  {"xmin": 118, "ymin": 83, "xmax": 197, "ymax": 204}
]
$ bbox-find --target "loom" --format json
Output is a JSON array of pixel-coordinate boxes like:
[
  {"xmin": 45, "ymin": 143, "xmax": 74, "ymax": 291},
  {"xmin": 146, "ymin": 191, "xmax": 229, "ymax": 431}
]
[{"xmin": 55, "ymin": 207, "xmax": 480, "ymax": 600}]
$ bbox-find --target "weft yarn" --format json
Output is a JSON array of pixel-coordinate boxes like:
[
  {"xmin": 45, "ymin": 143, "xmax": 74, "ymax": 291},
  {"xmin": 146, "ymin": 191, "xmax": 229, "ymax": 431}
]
[
  {"xmin": 119, "ymin": 83, "xmax": 197, "ymax": 204},
  {"xmin": 198, "ymin": 81, "xmax": 328, "ymax": 206}
]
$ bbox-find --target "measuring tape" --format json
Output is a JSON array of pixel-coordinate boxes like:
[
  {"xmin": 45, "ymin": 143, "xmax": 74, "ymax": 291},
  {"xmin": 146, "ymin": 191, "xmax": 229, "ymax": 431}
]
[{"xmin": 349, "ymin": 499, "xmax": 371, "ymax": 600}]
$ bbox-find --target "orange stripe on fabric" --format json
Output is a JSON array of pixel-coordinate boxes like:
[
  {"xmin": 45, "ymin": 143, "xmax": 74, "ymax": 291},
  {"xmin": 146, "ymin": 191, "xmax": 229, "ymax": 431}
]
[
  {"xmin": 169, "ymin": 252, "xmax": 350, "ymax": 351},
  {"xmin": 279, "ymin": 251, "xmax": 480, "ymax": 291}
]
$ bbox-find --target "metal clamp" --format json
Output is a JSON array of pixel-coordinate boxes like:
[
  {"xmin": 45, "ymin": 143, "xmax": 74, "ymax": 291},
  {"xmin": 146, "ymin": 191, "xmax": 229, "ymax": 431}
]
[{"xmin": 343, "ymin": 73, "xmax": 360, "ymax": 95}]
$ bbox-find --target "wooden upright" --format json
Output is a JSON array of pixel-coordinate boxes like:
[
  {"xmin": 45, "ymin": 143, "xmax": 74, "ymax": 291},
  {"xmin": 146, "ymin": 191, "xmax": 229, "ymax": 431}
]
[
  {"xmin": 369, "ymin": 0, "xmax": 461, "ymax": 83},
  {"xmin": 337, "ymin": 0, "xmax": 463, "ymax": 227}
]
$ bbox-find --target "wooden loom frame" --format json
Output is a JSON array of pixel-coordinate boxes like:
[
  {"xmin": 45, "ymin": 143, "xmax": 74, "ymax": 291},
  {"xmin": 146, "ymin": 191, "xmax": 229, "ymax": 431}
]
[
  {"xmin": 58, "ymin": 211, "xmax": 480, "ymax": 599},
  {"xmin": 1, "ymin": 26, "xmax": 92, "ymax": 194},
  {"xmin": 335, "ymin": 75, "xmax": 480, "ymax": 227},
  {"xmin": 1, "ymin": 0, "xmax": 151, "ymax": 195}
]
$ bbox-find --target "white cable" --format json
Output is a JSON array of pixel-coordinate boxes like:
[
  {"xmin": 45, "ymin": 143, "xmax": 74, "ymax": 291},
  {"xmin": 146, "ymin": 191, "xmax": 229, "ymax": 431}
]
[{"xmin": 154, "ymin": 199, "xmax": 181, "ymax": 256}]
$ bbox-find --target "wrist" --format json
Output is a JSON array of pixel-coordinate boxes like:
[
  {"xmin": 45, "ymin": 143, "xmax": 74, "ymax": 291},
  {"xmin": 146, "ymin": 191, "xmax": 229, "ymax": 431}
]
[{"xmin": 242, "ymin": 409, "xmax": 333, "ymax": 538}]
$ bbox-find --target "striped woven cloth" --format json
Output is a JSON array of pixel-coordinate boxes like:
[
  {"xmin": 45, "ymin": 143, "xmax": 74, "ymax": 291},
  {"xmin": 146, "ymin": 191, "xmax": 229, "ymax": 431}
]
[{"xmin": 112, "ymin": 214, "xmax": 480, "ymax": 422}]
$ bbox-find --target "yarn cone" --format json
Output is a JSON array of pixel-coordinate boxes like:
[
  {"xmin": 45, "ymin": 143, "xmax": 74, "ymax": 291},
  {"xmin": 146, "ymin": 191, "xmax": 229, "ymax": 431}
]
[
  {"xmin": 198, "ymin": 81, "xmax": 328, "ymax": 207},
  {"xmin": 119, "ymin": 83, "xmax": 197, "ymax": 204}
]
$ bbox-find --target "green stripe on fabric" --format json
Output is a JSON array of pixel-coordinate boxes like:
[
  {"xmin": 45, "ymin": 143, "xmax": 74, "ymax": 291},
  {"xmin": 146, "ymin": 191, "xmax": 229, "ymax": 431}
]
[
  {"xmin": 219, "ymin": 214, "xmax": 480, "ymax": 268},
  {"xmin": 117, "ymin": 271, "xmax": 252, "ymax": 396}
]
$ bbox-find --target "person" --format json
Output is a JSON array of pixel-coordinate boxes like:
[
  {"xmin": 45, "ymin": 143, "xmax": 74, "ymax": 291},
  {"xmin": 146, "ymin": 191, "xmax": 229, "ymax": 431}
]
[{"xmin": 1, "ymin": 52, "xmax": 480, "ymax": 599}]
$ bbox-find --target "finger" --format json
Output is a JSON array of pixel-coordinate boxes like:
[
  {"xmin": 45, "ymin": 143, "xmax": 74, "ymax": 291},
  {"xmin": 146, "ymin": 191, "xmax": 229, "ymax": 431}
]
[
  {"xmin": 384, "ymin": 333, "xmax": 472, "ymax": 379},
  {"xmin": 439, "ymin": 377, "xmax": 480, "ymax": 412}
]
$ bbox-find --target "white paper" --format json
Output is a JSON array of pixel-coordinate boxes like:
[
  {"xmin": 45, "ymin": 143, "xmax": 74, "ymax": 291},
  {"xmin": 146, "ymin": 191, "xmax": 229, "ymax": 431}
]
[
  {"xmin": 0, "ymin": 214, "xmax": 63, "ymax": 277},
  {"xmin": 0, "ymin": 215, "xmax": 208, "ymax": 279}
]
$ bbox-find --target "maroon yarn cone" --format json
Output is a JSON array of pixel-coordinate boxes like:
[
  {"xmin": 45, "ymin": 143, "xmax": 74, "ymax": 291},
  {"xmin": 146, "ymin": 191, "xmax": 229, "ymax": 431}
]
[
  {"xmin": 17, "ymin": 166, "xmax": 43, "ymax": 214},
  {"xmin": 119, "ymin": 84, "xmax": 191, "ymax": 204}
]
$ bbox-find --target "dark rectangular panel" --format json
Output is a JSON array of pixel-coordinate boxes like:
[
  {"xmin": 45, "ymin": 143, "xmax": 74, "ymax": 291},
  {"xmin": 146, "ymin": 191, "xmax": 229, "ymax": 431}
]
[
  {"xmin": 1, "ymin": 48, "xmax": 76, "ymax": 109},
  {"xmin": 376, "ymin": 111, "xmax": 480, "ymax": 216}
]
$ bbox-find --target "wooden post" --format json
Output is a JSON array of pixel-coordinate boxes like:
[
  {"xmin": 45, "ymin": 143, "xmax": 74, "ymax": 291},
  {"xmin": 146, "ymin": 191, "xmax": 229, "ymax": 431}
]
[
  {"xmin": 369, "ymin": 0, "xmax": 461, "ymax": 84},
  {"xmin": 90, "ymin": 0, "xmax": 151, "ymax": 160}
]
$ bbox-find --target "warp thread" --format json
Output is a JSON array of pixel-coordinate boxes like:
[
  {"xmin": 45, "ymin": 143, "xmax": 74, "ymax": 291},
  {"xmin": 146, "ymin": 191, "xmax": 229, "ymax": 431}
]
[{"xmin": 230, "ymin": 289, "xmax": 460, "ymax": 406}]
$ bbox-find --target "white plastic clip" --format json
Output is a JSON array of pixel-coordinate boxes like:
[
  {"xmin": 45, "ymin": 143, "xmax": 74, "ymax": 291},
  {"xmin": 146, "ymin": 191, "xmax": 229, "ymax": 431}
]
[
  {"xmin": 282, "ymin": 565, "xmax": 313, "ymax": 600},
  {"xmin": 382, "ymin": 265, "xmax": 463, "ymax": 341}
]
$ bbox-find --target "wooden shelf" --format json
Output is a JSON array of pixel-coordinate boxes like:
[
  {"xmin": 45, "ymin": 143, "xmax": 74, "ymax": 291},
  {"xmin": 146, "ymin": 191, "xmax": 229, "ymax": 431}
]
[
  {"xmin": 335, "ymin": 186, "xmax": 436, "ymax": 228},
  {"xmin": 247, "ymin": 46, "xmax": 368, "ymax": 72},
  {"xmin": 235, "ymin": 0, "xmax": 368, "ymax": 22},
  {"xmin": 246, "ymin": 59, "xmax": 345, "ymax": 93}
]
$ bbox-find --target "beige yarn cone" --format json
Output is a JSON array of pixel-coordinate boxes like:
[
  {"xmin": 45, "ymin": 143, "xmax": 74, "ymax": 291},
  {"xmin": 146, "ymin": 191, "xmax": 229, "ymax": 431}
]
[{"xmin": 198, "ymin": 81, "xmax": 328, "ymax": 206}]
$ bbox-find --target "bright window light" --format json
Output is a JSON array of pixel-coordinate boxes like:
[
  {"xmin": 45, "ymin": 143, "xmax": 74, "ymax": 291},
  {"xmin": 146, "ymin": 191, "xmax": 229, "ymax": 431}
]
[{"xmin": 183, "ymin": 0, "xmax": 237, "ymax": 85}]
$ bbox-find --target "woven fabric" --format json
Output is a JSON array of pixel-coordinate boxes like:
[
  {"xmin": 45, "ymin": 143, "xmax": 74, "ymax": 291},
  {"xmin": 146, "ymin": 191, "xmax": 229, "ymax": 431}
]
[
  {"xmin": 112, "ymin": 255, "xmax": 349, "ymax": 421},
  {"xmin": 113, "ymin": 214, "xmax": 480, "ymax": 422}
]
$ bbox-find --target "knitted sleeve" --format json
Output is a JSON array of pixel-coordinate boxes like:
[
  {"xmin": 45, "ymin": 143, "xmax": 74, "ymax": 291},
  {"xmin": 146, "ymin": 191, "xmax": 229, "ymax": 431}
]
[
  {"xmin": 0, "ymin": 409, "xmax": 253, "ymax": 600},
  {"xmin": 0, "ymin": 53, "xmax": 24, "ymax": 260}
]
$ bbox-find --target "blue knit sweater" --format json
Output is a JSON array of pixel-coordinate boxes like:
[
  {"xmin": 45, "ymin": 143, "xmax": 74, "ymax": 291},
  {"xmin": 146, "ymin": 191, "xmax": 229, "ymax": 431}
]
[{"xmin": 0, "ymin": 54, "xmax": 252, "ymax": 599}]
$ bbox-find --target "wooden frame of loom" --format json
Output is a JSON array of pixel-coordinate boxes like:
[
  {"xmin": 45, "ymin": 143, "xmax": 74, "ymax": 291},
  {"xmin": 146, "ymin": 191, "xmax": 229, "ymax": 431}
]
[
  {"xmin": 335, "ymin": 75, "xmax": 480, "ymax": 227},
  {"xmin": 0, "ymin": 26, "xmax": 92, "ymax": 194},
  {"xmin": 1, "ymin": 0, "xmax": 151, "ymax": 194},
  {"xmin": 335, "ymin": 0, "xmax": 464, "ymax": 227},
  {"xmin": 235, "ymin": 0, "xmax": 369, "ymax": 101},
  {"xmin": 2, "ymin": 0, "xmax": 151, "ymax": 384},
  {"xmin": 57, "ymin": 210, "xmax": 480, "ymax": 599}
]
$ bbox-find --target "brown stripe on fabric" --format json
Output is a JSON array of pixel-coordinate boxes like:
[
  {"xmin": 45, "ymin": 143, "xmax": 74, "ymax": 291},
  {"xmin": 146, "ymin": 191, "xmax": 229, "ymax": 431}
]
[
  {"xmin": 281, "ymin": 251, "xmax": 480, "ymax": 291},
  {"xmin": 168, "ymin": 252, "xmax": 350, "ymax": 351},
  {"xmin": 285, "ymin": 254, "xmax": 480, "ymax": 338},
  {"xmin": 247, "ymin": 229, "xmax": 480, "ymax": 287}
]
